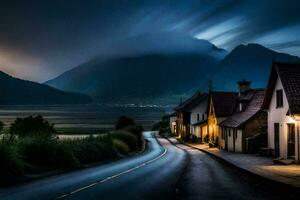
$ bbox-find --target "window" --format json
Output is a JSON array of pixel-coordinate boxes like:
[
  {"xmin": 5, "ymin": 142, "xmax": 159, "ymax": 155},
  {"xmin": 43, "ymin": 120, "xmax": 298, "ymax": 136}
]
[
  {"xmin": 276, "ymin": 89, "xmax": 283, "ymax": 108},
  {"xmin": 202, "ymin": 114, "xmax": 205, "ymax": 121},
  {"xmin": 197, "ymin": 114, "xmax": 200, "ymax": 121},
  {"xmin": 234, "ymin": 130, "xmax": 238, "ymax": 139}
]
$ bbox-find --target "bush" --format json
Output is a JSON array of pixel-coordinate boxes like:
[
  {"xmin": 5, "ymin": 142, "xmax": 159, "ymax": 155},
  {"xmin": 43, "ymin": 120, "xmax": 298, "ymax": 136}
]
[
  {"xmin": 152, "ymin": 115, "xmax": 170, "ymax": 134},
  {"xmin": 9, "ymin": 115, "xmax": 56, "ymax": 138},
  {"xmin": 124, "ymin": 124, "xmax": 144, "ymax": 147},
  {"xmin": 0, "ymin": 142, "xmax": 24, "ymax": 179},
  {"xmin": 112, "ymin": 131, "xmax": 138, "ymax": 151},
  {"xmin": 18, "ymin": 137, "xmax": 78, "ymax": 171},
  {"xmin": 115, "ymin": 116, "xmax": 135, "ymax": 130},
  {"xmin": 67, "ymin": 135, "xmax": 118, "ymax": 165},
  {"xmin": 113, "ymin": 139, "xmax": 130, "ymax": 155}
]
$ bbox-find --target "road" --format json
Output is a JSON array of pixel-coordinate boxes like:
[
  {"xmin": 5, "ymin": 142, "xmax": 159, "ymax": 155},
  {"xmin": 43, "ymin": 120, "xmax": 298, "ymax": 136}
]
[{"xmin": 0, "ymin": 131, "xmax": 299, "ymax": 200}]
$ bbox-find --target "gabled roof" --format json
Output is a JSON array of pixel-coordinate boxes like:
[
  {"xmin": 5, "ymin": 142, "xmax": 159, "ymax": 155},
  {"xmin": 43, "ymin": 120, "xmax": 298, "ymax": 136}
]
[
  {"xmin": 210, "ymin": 91, "xmax": 238, "ymax": 117},
  {"xmin": 220, "ymin": 89, "xmax": 265, "ymax": 128},
  {"xmin": 175, "ymin": 92, "xmax": 208, "ymax": 112},
  {"xmin": 262, "ymin": 62, "xmax": 300, "ymax": 114}
]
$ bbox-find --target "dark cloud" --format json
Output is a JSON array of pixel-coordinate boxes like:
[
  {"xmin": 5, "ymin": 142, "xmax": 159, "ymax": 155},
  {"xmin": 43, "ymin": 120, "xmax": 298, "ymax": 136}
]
[{"xmin": 0, "ymin": 0, "xmax": 299, "ymax": 81}]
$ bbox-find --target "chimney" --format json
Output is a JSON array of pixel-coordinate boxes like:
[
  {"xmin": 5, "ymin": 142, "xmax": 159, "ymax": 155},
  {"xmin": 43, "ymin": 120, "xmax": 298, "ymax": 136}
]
[{"xmin": 238, "ymin": 80, "xmax": 251, "ymax": 96}]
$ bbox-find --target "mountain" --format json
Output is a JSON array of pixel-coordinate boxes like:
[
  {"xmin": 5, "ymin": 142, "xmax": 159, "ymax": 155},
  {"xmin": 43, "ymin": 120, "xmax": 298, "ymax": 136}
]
[
  {"xmin": 0, "ymin": 71, "xmax": 92, "ymax": 105},
  {"xmin": 46, "ymin": 33, "xmax": 227, "ymax": 105},
  {"xmin": 46, "ymin": 39, "xmax": 300, "ymax": 105},
  {"xmin": 212, "ymin": 43, "xmax": 300, "ymax": 91},
  {"xmin": 46, "ymin": 53, "xmax": 221, "ymax": 105}
]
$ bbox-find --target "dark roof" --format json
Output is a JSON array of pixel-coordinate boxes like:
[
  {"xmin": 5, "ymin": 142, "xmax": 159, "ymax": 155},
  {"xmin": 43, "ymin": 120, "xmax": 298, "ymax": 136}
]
[
  {"xmin": 220, "ymin": 89, "xmax": 265, "ymax": 128},
  {"xmin": 210, "ymin": 91, "xmax": 238, "ymax": 117},
  {"xmin": 175, "ymin": 92, "xmax": 208, "ymax": 112},
  {"xmin": 262, "ymin": 62, "xmax": 300, "ymax": 114}
]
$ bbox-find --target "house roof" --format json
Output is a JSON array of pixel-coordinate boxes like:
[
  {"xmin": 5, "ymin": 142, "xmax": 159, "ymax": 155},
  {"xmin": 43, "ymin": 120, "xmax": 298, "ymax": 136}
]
[
  {"xmin": 210, "ymin": 91, "xmax": 238, "ymax": 117},
  {"xmin": 220, "ymin": 89, "xmax": 265, "ymax": 128},
  {"xmin": 262, "ymin": 62, "xmax": 300, "ymax": 114},
  {"xmin": 175, "ymin": 92, "xmax": 208, "ymax": 112}
]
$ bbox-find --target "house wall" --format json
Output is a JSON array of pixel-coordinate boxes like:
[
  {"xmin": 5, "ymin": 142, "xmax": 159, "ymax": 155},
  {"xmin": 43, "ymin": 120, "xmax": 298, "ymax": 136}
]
[
  {"xmin": 219, "ymin": 127, "xmax": 226, "ymax": 150},
  {"xmin": 268, "ymin": 77, "xmax": 294, "ymax": 159},
  {"xmin": 235, "ymin": 129, "xmax": 243, "ymax": 152},
  {"xmin": 227, "ymin": 128, "xmax": 234, "ymax": 151},
  {"xmin": 169, "ymin": 116, "xmax": 177, "ymax": 134},
  {"xmin": 190, "ymin": 100, "xmax": 208, "ymax": 138},
  {"xmin": 223, "ymin": 128, "xmax": 242, "ymax": 152},
  {"xmin": 201, "ymin": 125, "xmax": 208, "ymax": 141},
  {"xmin": 190, "ymin": 103, "xmax": 207, "ymax": 125}
]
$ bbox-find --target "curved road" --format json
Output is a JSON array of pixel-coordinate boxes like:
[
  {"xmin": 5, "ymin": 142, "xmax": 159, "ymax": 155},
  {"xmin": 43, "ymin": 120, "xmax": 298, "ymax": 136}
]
[{"xmin": 0, "ymin": 132, "xmax": 298, "ymax": 200}]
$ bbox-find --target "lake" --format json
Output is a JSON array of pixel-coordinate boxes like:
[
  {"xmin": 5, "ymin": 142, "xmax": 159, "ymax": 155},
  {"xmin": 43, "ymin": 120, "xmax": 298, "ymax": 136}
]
[{"xmin": 0, "ymin": 104, "xmax": 173, "ymax": 133}]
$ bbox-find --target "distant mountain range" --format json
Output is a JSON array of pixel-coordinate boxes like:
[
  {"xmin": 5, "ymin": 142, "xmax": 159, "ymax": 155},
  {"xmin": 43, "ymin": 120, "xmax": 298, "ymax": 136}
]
[
  {"xmin": 46, "ymin": 34, "xmax": 228, "ymax": 105},
  {"xmin": 2, "ymin": 33, "xmax": 300, "ymax": 105},
  {"xmin": 0, "ymin": 71, "xmax": 92, "ymax": 105},
  {"xmin": 212, "ymin": 43, "xmax": 300, "ymax": 91},
  {"xmin": 46, "ymin": 37, "xmax": 300, "ymax": 105}
]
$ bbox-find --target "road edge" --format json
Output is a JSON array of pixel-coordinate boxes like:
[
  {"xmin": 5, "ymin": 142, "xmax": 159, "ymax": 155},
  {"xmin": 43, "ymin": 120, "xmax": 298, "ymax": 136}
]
[{"xmin": 174, "ymin": 137, "xmax": 300, "ymax": 190}]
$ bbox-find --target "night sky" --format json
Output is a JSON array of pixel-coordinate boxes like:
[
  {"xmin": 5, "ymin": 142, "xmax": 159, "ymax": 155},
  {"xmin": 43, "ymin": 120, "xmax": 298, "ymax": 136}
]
[{"xmin": 0, "ymin": 0, "xmax": 300, "ymax": 82}]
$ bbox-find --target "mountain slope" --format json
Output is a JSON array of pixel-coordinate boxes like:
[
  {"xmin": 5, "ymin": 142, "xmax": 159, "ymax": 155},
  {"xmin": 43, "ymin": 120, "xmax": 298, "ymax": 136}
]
[
  {"xmin": 0, "ymin": 71, "xmax": 92, "ymax": 105},
  {"xmin": 46, "ymin": 53, "xmax": 220, "ymax": 105},
  {"xmin": 99, "ymin": 32, "xmax": 227, "ymax": 60},
  {"xmin": 212, "ymin": 43, "xmax": 300, "ymax": 91}
]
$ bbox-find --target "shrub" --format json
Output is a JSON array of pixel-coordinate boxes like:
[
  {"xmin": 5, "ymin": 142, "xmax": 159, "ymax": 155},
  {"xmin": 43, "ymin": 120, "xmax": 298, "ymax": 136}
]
[
  {"xmin": 112, "ymin": 131, "xmax": 138, "ymax": 152},
  {"xmin": 124, "ymin": 124, "xmax": 144, "ymax": 147},
  {"xmin": 0, "ymin": 142, "xmax": 24, "ymax": 179},
  {"xmin": 115, "ymin": 116, "xmax": 135, "ymax": 130},
  {"xmin": 67, "ymin": 135, "xmax": 118, "ymax": 165},
  {"xmin": 9, "ymin": 115, "xmax": 56, "ymax": 138},
  {"xmin": 152, "ymin": 115, "xmax": 170, "ymax": 134},
  {"xmin": 113, "ymin": 139, "xmax": 130, "ymax": 155},
  {"xmin": 18, "ymin": 137, "xmax": 78, "ymax": 171}
]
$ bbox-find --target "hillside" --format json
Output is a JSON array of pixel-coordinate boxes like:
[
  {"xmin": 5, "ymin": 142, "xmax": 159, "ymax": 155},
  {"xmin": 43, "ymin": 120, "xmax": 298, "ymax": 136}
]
[
  {"xmin": 212, "ymin": 43, "xmax": 300, "ymax": 90},
  {"xmin": 0, "ymin": 71, "xmax": 92, "ymax": 105},
  {"xmin": 46, "ymin": 53, "xmax": 220, "ymax": 105}
]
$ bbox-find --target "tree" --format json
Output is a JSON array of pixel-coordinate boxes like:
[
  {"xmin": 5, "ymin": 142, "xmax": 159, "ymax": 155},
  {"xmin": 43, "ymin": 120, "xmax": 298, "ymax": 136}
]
[
  {"xmin": 115, "ymin": 116, "xmax": 135, "ymax": 130},
  {"xmin": 9, "ymin": 115, "xmax": 56, "ymax": 138}
]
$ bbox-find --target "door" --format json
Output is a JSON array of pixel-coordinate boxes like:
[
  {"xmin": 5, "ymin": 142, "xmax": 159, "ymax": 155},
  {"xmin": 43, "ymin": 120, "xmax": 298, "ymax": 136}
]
[
  {"xmin": 287, "ymin": 124, "xmax": 295, "ymax": 158},
  {"xmin": 274, "ymin": 123, "xmax": 280, "ymax": 157}
]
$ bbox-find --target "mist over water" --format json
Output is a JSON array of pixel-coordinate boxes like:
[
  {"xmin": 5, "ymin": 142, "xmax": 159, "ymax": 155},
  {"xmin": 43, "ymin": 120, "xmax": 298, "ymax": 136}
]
[{"xmin": 0, "ymin": 104, "xmax": 169, "ymax": 131}]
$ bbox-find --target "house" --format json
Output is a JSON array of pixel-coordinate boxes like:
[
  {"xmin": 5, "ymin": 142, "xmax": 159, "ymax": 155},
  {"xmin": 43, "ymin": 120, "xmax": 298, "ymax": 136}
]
[
  {"xmin": 207, "ymin": 91, "xmax": 238, "ymax": 146},
  {"xmin": 262, "ymin": 62, "xmax": 300, "ymax": 161},
  {"xmin": 175, "ymin": 92, "xmax": 208, "ymax": 139},
  {"xmin": 168, "ymin": 112, "xmax": 177, "ymax": 135},
  {"xmin": 219, "ymin": 81, "xmax": 267, "ymax": 153},
  {"xmin": 189, "ymin": 95, "xmax": 209, "ymax": 142}
]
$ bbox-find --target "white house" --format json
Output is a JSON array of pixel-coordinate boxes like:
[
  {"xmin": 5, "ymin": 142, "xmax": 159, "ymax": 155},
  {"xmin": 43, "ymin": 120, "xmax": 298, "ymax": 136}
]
[
  {"xmin": 263, "ymin": 62, "xmax": 300, "ymax": 162},
  {"xmin": 174, "ymin": 92, "xmax": 208, "ymax": 140},
  {"xmin": 189, "ymin": 95, "xmax": 208, "ymax": 142}
]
